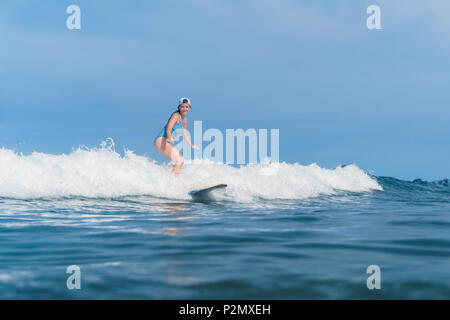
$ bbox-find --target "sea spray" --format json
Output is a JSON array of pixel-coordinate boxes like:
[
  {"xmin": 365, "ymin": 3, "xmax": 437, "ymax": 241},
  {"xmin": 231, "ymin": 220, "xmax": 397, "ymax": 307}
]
[{"xmin": 0, "ymin": 140, "xmax": 382, "ymax": 200}]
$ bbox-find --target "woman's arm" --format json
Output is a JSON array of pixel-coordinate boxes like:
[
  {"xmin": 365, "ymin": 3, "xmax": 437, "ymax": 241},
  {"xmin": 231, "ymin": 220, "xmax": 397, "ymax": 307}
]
[{"xmin": 182, "ymin": 123, "xmax": 199, "ymax": 149}]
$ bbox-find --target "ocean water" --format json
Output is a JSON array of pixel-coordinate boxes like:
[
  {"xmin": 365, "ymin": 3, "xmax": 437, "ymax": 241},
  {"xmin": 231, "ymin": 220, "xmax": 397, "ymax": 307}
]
[{"xmin": 1, "ymin": 143, "xmax": 449, "ymax": 299}]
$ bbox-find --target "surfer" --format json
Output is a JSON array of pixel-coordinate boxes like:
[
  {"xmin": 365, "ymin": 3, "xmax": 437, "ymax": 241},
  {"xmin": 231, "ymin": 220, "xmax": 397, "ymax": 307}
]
[{"xmin": 153, "ymin": 98, "xmax": 199, "ymax": 176}]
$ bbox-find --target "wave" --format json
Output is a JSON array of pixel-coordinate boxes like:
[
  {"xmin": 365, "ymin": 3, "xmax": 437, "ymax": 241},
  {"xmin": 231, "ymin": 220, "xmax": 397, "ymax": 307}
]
[
  {"xmin": 0, "ymin": 139, "xmax": 382, "ymax": 201},
  {"xmin": 376, "ymin": 176, "xmax": 450, "ymax": 198}
]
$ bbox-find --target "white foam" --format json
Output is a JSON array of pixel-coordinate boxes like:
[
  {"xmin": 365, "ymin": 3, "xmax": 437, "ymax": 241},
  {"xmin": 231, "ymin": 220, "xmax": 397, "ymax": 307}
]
[{"xmin": 0, "ymin": 140, "xmax": 382, "ymax": 201}]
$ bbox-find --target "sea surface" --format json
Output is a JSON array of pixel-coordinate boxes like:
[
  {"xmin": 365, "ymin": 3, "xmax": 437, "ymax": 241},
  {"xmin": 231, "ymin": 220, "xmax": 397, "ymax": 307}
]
[{"xmin": 1, "ymin": 144, "xmax": 449, "ymax": 299}]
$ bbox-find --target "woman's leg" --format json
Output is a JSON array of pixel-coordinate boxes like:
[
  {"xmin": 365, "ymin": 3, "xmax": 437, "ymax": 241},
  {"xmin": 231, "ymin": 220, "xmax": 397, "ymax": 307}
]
[{"xmin": 154, "ymin": 137, "xmax": 184, "ymax": 175}]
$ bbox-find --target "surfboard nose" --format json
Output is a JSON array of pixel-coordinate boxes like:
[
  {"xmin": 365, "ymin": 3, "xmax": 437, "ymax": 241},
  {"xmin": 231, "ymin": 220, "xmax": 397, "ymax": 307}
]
[{"xmin": 188, "ymin": 184, "xmax": 227, "ymax": 197}]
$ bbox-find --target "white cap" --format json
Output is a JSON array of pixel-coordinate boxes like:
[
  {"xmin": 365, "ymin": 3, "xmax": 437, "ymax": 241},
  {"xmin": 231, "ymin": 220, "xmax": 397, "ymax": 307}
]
[{"xmin": 178, "ymin": 97, "xmax": 191, "ymax": 106}]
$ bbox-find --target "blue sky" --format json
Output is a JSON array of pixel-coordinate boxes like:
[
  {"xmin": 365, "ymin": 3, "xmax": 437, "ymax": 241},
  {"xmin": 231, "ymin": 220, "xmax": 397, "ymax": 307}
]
[{"xmin": 1, "ymin": 0, "xmax": 449, "ymax": 180}]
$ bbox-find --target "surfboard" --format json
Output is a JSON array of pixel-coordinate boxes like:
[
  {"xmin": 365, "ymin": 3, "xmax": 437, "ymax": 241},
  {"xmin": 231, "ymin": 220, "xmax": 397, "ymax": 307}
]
[{"xmin": 188, "ymin": 184, "xmax": 227, "ymax": 200}]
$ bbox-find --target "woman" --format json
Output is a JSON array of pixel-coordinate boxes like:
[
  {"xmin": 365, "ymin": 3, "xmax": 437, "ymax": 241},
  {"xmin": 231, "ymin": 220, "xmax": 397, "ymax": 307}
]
[{"xmin": 153, "ymin": 98, "xmax": 199, "ymax": 175}]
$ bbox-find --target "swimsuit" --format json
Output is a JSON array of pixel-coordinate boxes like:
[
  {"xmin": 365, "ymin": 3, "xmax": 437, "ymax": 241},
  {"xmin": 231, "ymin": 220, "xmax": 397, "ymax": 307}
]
[{"xmin": 154, "ymin": 113, "xmax": 185, "ymax": 143}]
